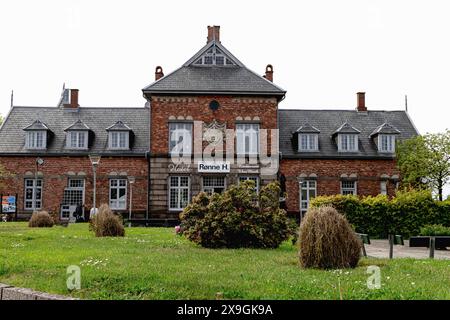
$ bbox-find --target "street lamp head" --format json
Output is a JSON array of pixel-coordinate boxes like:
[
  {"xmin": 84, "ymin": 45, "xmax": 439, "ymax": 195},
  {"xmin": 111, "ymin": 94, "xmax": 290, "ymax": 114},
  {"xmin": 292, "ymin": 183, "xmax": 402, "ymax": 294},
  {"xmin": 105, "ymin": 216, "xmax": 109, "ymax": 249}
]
[
  {"xmin": 128, "ymin": 176, "xmax": 136, "ymax": 184},
  {"xmin": 89, "ymin": 155, "xmax": 101, "ymax": 167}
]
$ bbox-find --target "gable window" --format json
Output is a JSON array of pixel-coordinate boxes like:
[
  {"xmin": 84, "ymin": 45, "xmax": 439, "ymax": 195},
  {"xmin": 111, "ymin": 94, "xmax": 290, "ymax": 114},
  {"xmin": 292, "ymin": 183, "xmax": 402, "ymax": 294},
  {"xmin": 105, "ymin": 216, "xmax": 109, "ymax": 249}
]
[
  {"xmin": 169, "ymin": 123, "xmax": 193, "ymax": 157},
  {"xmin": 24, "ymin": 179, "xmax": 43, "ymax": 210},
  {"xmin": 67, "ymin": 131, "xmax": 87, "ymax": 149},
  {"xmin": 238, "ymin": 176, "xmax": 259, "ymax": 192},
  {"xmin": 300, "ymin": 180, "xmax": 316, "ymax": 217},
  {"xmin": 338, "ymin": 134, "xmax": 358, "ymax": 152},
  {"xmin": 378, "ymin": 134, "xmax": 395, "ymax": 153},
  {"xmin": 109, "ymin": 179, "xmax": 127, "ymax": 210},
  {"xmin": 109, "ymin": 131, "xmax": 129, "ymax": 150},
  {"xmin": 169, "ymin": 176, "xmax": 190, "ymax": 211},
  {"xmin": 202, "ymin": 176, "xmax": 226, "ymax": 195},
  {"xmin": 299, "ymin": 134, "xmax": 318, "ymax": 151},
  {"xmin": 192, "ymin": 46, "xmax": 236, "ymax": 66},
  {"xmin": 26, "ymin": 131, "xmax": 46, "ymax": 149},
  {"xmin": 236, "ymin": 123, "xmax": 259, "ymax": 155},
  {"xmin": 341, "ymin": 181, "xmax": 357, "ymax": 195}
]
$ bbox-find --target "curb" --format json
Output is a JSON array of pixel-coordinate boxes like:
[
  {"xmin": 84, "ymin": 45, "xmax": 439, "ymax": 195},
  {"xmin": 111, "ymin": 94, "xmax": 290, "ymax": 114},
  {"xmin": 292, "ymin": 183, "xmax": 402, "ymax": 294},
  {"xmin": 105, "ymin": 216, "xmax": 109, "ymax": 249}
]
[{"xmin": 0, "ymin": 283, "xmax": 78, "ymax": 300}]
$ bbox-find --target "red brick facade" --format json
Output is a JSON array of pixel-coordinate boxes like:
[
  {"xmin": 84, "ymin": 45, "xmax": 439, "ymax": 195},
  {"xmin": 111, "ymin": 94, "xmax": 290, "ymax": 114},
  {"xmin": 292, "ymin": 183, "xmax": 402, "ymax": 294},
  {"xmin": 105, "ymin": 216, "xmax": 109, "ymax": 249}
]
[
  {"xmin": 150, "ymin": 95, "xmax": 278, "ymax": 155},
  {"xmin": 0, "ymin": 156, "xmax": 148, "ymax": 218},
  {"xmin": 280, "ymin": 158, "xmax": 400, "ymax": 214}
]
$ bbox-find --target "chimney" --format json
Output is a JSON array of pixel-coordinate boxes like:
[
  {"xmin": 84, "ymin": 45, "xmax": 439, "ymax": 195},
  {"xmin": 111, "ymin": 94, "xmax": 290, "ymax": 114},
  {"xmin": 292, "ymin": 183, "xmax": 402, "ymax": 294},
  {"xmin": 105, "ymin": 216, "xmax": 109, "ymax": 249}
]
[
  {"xmin": 155, "ymin": 66, "xmax": 164, "ymax": 81},
  {"xmin": 207, "ymin": 25, "xmax": 220, "ymax": 43},
  {"xmin": 357, "ymin": 92, "xmax": 367, "ymax": 112},
  {"xmin": 264, "ymin": 64, "xmax": 274, "ymax": 82},
  {"xmin": 63, "ymin": 89, "xmax": 79, "ymax": 109}
]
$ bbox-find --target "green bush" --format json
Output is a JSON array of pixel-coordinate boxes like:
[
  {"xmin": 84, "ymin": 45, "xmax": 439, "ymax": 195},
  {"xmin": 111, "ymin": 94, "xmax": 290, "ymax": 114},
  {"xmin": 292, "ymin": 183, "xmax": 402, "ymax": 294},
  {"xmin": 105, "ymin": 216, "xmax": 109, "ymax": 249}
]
[
  {"xmin": 311, "ymin": 189, "xmax": 450, "ymax": 238},
  {"xmin": 420, "ymin": 224, "xmax": 450, "ymax": 236},
  {"xmin": 180, "ymin": 181, "xmax": 292, "ymax": 248}
]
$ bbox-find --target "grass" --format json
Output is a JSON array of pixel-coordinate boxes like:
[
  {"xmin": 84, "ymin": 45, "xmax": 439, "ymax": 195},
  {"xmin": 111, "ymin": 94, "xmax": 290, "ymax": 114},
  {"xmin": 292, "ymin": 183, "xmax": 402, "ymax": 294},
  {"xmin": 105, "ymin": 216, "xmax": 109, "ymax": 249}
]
[{"xmin": 1, "ymin": 222, "xmax": 450, "ymax": 300}]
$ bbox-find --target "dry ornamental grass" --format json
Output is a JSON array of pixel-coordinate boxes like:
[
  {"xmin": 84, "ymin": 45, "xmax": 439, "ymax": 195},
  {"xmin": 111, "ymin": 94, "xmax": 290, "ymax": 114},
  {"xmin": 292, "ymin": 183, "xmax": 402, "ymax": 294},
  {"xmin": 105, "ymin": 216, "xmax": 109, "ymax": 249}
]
[
  {"xmin": 89, "ymin": 204, "xmax": 125, "ymax": 237},
  {"xmin": 299, "ymin": 206, "xmax": 362, "ymax": 269},
  {"xmin": 28, "ymin": 211, "xmax": 54, "ymax": 228}
]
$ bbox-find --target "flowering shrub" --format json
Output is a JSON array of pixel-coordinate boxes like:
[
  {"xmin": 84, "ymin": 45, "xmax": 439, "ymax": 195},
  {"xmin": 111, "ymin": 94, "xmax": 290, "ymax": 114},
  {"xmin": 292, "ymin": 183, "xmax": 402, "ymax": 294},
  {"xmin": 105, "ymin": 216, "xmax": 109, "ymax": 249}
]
[{"xmin": 180, "ymin": 181, "xmax": 293, "ymax": 248}]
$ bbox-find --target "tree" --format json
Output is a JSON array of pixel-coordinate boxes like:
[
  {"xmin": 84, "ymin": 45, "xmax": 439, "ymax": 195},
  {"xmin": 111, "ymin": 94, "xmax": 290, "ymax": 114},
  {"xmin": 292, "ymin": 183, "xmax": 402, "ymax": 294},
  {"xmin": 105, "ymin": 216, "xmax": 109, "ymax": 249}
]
[
  {"xmin": 396, "ymin": 130, "xmax": 450, "ymax": 201},
  {"xmin": 0, "ymin": 114, "xmax": 3, "ymax": 126}
]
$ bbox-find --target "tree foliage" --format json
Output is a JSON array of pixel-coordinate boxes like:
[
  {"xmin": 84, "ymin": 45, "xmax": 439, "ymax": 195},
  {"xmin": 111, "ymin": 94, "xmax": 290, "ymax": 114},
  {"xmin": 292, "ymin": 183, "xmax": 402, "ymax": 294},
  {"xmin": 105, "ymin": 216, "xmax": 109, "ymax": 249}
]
[{"xmin": 396, "ymin": 130, "xmax": 450, "ymax": 200}]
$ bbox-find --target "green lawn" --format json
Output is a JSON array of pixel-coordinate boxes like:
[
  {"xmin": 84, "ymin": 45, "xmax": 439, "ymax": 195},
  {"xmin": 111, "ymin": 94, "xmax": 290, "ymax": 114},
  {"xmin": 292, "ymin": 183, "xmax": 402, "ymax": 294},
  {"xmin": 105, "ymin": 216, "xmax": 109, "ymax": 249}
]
[{"xmin": 0, "ymin": 222, "xmax": 449, "ymax": 300}]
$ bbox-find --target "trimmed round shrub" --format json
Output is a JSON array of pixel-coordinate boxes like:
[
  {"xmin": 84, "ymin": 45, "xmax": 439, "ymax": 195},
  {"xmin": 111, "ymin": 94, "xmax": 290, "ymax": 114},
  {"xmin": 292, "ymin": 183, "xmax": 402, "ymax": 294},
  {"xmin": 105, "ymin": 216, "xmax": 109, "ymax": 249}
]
[
  {"xmin": 299, "ymin": 206, "xmax": 361, "ymax": 269},
  {"xmin": 28, "ymin": 211, "xmax": 54, "ymax": 228},
  {"xmin": 89, "ymin": 204, "xmax": 125, "ymax": 237},
  {"xmin": 180, "ymin": 181, "xmax": 292, "ymax": 248}
]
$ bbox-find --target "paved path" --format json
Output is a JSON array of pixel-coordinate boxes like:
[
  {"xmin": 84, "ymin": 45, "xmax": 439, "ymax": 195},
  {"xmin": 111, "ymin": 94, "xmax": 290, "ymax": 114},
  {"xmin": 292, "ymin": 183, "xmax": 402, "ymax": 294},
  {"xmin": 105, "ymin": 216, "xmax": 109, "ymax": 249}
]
[{"xmin": 364, "ymin": 240, "xmax": 450, "ymax": 259}]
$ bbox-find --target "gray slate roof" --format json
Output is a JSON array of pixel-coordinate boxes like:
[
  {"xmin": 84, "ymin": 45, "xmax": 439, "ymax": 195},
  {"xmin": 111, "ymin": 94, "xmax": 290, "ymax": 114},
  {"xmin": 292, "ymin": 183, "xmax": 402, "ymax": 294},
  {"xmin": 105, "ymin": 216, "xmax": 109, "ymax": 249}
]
[
  {"xmin": 279, "ymin": 109, "xmax": 418, "ymax": 159},
  {"xmin": 143, "ymin": 41, "xmax": 286, "ymax": 97},
  {"xmin": 0, "ymin": 106, "xmax": 149, "ymax": 156}
]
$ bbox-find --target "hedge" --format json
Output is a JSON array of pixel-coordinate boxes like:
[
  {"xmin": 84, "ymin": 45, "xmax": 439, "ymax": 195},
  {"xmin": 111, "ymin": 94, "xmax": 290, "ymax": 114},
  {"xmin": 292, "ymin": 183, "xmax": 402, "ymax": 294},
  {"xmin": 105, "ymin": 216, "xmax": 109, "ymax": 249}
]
[{"xmin": 310, "ymin": 189, "xmax": 450, "ymax": 238}]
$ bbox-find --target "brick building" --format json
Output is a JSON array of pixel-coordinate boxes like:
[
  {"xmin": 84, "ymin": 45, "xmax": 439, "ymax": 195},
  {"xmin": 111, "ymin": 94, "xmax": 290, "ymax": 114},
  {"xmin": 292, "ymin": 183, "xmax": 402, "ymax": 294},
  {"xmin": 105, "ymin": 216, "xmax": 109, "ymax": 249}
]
[{"xmin": 0, "ymin": 26, "xmax": 418, "ymax": 222}]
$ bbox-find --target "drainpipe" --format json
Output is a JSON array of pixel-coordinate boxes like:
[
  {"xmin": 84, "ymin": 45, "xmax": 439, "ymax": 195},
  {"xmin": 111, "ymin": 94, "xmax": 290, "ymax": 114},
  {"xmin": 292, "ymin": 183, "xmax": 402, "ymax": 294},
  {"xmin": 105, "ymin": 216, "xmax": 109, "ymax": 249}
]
[{"xmin": 145, "ymin": 97, "xmax": 152, "ymax": 222}]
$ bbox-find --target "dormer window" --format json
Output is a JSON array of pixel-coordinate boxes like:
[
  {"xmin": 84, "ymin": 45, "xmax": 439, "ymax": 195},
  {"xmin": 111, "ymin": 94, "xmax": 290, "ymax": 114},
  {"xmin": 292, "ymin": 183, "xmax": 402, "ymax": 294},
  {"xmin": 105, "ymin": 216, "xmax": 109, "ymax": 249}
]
[
  {"xmin": 106, "ymin": 121, "xmax": 133, "ymax": 151},
  {"xmin": 26, "ymin": 131, "xmax": 47, "ymax": 149},
  {"xmin": 67, "ymin": 131, "xmax": 87, "ymax": 149},
  {"xmin": 299, "ymin": 134, "xmax": 318, "ymax": 151},
  {"xmin": 64, "ymin": 119, "xmax": 92, "ymax": 150},
  {"xmin": 109, "ymin": 131, "xmax": 129, "ymax": 150},
  {"xmin": 338, "ymin": 134, "xmax": 358, "ymax": 152},
  {"xmin": 378, "ymin": 134, "xmax": 395, "ymax": 153},
  {"xmin": 370, "ymin": 123, "xmax": 401, "ymax": 154},
  {"xmin": 23, "ymin": 120, "xmax": 52, "ymax": 150},
  {"xmin": 333, "ymin": 122, "xmax": 360, "ymax": 152},
  {"xmin": 294, "ymin": 123, "xmax": 320, "ymax": 152}
]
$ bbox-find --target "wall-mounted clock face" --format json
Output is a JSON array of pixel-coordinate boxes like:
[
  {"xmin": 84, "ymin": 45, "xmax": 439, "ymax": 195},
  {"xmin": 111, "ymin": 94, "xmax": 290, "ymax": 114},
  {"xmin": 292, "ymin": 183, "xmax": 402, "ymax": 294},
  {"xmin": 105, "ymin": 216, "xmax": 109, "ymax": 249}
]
[{"xmin": 209, "ymin": 100, "xmax": 220, "ymax": 111}]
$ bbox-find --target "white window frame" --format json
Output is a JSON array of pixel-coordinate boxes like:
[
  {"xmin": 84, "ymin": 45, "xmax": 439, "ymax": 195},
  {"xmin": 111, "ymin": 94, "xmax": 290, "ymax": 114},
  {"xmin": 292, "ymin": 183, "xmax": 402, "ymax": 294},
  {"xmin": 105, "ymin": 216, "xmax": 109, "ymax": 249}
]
[
  {"xmin": 67, "ymin": 131, "xmax": 88, "ymax": 149},
  {"xmin": 236, "ymin": 123, "xmax": 259, "ymax": 156},
  {"xmin": 202, "ymin": 176, "xmax": 226, "ymax": 195},
  {"xmin": 300, "ymin": 180, "xmax": 316, "ymax": 216},
  {"xmin": 341, "ymin": 180, "xmax": 357, "ymax": 195},
  {"xmin": 338, "ymin": 134, "xmax": 358, "ymax": 152},
  {"xmin": 108, "ymin": 131, "xmax": 129, "ymax": 150},
  {"xmin": 109, "ymin": 178, "xmax": 127, "ymax": 210},
  {"xmin": 26, "ymin": 131, "xmax": 47, "ymax": 149},
  {"xmin": 24, "ymin": 178, "xmax": 43, "ymax": 210},
  {"xmin": 169, "ymin": 176, "xmax": 190, "ymax": 211},
  {"xmin": 378, "ymin": 134, "xmax": 395, "ymax": 153},
  {"xmin": 298, "ymin": 134, "xmax": 318, "ymax": 152},
  {"xmin": 169, "ymin": 122, "xmax": 193, "ymax": 157},
  {"xmin": 238, "ymin": 176, "xmax": 259, "ymax": 192},
  {"xmin": 380, "ymin": 180, "xmax": 388, "ymax": 195}
]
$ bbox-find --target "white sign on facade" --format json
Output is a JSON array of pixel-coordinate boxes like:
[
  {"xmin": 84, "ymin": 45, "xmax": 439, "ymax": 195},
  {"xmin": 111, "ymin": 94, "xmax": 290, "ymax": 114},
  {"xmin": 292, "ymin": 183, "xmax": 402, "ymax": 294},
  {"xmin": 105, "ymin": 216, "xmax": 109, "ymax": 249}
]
[{"xmin": 198, "ymin": 161, "xmax": 231, "ymax": 173}]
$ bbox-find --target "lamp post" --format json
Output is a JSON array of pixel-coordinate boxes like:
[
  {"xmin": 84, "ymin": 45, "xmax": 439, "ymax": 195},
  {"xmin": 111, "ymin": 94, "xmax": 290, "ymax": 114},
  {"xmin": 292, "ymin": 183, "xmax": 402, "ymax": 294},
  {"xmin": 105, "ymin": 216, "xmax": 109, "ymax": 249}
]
[
  {"xmin": 128, "ymin": 176, "xmax": 135, "ymax": 227},
  {"xmin": 89, "ymin": 155, "xmax": 101, "ymax": 214},
  {"xmin": 33, "ymin": 158, "xmax": 44, "ymax": 213}
]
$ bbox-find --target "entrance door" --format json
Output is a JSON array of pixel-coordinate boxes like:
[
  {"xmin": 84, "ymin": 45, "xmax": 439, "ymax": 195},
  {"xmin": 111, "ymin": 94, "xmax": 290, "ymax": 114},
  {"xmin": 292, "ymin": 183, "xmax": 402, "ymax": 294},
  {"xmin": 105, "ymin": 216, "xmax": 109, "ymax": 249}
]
[
  {"xmin": 202, "ymin": 176, "xmax": 226, "ymax": 195},
  {"xmin": 60, "ymin": 179, "xmax": 85, "ymax": 220},
  {"xmin": 300, "ymin": 180, "xmax": 316, "ymax": 219}
]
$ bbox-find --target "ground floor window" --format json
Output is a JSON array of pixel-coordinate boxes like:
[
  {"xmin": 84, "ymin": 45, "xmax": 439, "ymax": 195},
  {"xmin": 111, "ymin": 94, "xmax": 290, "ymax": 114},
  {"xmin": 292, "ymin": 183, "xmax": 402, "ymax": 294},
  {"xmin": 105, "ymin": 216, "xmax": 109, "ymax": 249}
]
[
  {"xmin": 300, "ymin": 180, "xmax": 316, "ymax": 216},
  {"xmin": 110, "ymin": 179, "xmax": 127, "ymax": 210},
  {"xmin": 24, "ymin": 179, "xmax": 43, "ymax": 210},
  {"xmin": 202, "ymin": 176, "xmax": 226, "ymax": 195},
  {"xmin": 238, "ymin": 176, "xmax": 259, "ymax": 192},
  {"xmin": 380, "ymin": 180, "xmax": 387, "ymax": 195},
  {"xmin": 63, "ymin": 178, "xmax": 85, "ymax": 206},
  {"xmin": 169, "ymin": 176, "xmax": 190, "ymax": 210},
  {"xmin": 341, "ymin": 180, "xmax": 357, "ymax": 195}
]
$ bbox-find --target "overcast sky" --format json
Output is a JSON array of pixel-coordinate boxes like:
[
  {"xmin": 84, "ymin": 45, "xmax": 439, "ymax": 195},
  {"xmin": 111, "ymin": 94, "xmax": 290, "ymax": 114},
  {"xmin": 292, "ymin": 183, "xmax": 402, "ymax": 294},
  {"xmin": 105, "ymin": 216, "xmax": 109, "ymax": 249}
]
[{"xmin": 1, "ymin": 0, "xmax": 449, "ymax": 195}]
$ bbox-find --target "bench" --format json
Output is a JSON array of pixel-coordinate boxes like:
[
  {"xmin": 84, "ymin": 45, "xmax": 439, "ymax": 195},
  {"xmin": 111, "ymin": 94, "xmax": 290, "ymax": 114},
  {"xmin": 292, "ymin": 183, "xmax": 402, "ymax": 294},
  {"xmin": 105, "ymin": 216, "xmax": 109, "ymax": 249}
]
[{"xmin": 409, "ymin": 236, "xmax": 450, "ymax": 258}]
